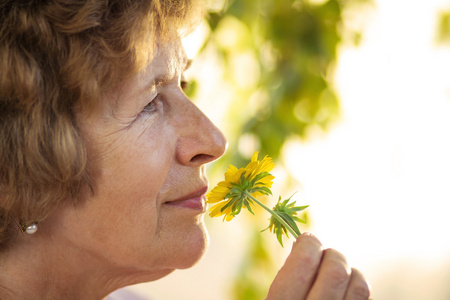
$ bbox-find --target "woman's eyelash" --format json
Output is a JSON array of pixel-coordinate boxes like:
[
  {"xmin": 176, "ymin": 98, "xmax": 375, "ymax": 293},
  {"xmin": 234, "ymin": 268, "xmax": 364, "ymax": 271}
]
[
  {"xmin": 142, "ymin": 80, "xmax": 188, "ymax": 113},
  {"xmin": 180, "ymin": 80, "xmax": 189, "ymax": 91},
  {"xmin": 143, "ymin": 94, "xmax": 159, "ymax": 112}
]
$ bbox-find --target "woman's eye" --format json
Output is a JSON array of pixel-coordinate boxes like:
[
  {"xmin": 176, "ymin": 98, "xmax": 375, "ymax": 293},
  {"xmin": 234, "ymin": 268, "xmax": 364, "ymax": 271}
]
[{"xmin": 142, "ymin": 94, "xmax": 159, "ymax": 112}]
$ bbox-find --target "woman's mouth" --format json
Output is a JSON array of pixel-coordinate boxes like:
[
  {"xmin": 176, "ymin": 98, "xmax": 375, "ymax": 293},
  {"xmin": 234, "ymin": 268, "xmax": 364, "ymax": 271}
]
[{"xmin": 164, "ymin": 186, "xmax": 208, "ymax": 211}]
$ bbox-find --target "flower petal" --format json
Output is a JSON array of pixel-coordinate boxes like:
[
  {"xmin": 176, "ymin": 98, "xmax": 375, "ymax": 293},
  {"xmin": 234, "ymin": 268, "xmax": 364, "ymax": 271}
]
[
  {"xmin": 209, "ymin": 202, "xmax": 234, "ymax": 222},
  {"xmin": 206, "ymin": 183, "xmax": 231, "ymax": 203},
  {"xmin": 207, "ymin": 151, "xmax": 276, "ymax": 223},
  {"xmin": 251, "ymin": 151, "xmax": 259, "ymax": 162},
  {"xmin": 225, "ymin": 165, "xmax": 245, "ymax": 184}
]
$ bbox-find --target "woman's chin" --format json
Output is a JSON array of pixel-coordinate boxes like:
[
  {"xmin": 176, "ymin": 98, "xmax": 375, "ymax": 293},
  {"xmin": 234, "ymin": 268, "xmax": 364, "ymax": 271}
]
[{"xmin": 175, "ymin": 224, "xmax": 209, "ymax": 270}]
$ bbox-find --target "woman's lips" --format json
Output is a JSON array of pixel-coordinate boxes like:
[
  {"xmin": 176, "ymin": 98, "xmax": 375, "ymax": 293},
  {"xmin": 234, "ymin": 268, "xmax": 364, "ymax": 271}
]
[{"xmin": 164, "ymin": 186, "xmax": 208, "ymax": 211}]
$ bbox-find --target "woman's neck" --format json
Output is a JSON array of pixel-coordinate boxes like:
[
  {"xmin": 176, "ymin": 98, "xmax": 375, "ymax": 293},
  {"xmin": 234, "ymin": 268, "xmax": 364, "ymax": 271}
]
[
  {"xmin": 0, "ymin": 232, "xmax": 173, "ymax": 299},
  {"xmin": 0, "ymin": 235, "xmax": 118, "ymax": 299},
  {"xmin": 0, "ymin": 210, "xmax": 173, "ymax": 299},
  {"xmin": 0, "ymin": 225, "xmax": 142, "ymax": 300}
]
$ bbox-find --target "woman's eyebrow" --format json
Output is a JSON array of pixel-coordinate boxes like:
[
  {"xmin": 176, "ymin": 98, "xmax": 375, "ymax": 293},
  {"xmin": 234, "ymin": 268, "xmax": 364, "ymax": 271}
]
[
  {"xmin": 139, "ymin": 57, "xmax": 192, "ymax": 94},
  {"xmin": 153, "ymin": 58, "xmax": 192, "ymax": 86},
  {"xmin": 154, "ymin": 74, "xmax": 172, "ymax": 86}
]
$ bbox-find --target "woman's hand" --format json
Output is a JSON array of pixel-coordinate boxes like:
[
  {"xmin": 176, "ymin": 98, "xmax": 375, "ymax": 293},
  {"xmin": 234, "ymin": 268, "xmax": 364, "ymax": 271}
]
[{"xmin": 266, "ymin": 233, "xmax": 371, "ymax": 300}]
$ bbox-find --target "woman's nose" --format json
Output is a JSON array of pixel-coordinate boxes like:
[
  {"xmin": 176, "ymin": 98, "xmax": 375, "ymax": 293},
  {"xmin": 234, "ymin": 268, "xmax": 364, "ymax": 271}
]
[{"xmin": 174, "ymin": 99, "xmax": 227, "ymax": 166}]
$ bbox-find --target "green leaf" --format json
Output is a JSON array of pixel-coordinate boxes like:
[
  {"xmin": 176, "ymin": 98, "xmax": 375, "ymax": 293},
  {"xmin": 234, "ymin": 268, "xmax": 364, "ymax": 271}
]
[{"xmin": 243, "ymin": 200, "xmax": 255, "ymax": 215}]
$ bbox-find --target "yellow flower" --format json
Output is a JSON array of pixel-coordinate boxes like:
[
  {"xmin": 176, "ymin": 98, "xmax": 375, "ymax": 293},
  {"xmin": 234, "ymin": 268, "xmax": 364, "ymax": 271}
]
[
  {"xmin": 207, "ymin": 151, "xmax": 275, "ymax": 221},
  {"xmin": 208, "ymin": 151, "xmax": 308, "ymax": 247}
]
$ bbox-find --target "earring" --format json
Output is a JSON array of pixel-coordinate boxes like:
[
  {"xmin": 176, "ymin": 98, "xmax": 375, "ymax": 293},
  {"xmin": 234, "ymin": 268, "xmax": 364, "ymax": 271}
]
[
  {"xmin": 25, "ymin": 223, "xmax": 38, "ymax": 234},
  {"xmin": 19, "ymin": 222, "xmax": 38, "ymax": 234}
]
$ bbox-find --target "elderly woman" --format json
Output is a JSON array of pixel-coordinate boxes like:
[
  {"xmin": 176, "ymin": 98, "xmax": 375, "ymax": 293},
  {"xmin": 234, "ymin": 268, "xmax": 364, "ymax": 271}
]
[{"xmin": 0, "ymin": 0, "xmax": 370, "ymax": 299}]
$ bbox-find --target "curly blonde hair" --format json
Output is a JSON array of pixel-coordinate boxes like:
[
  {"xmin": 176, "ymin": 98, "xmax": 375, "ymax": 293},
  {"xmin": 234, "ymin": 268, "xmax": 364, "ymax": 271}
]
[{"xmin": 0, "ymin": 0, "xmax": 202, "ymax": 247}]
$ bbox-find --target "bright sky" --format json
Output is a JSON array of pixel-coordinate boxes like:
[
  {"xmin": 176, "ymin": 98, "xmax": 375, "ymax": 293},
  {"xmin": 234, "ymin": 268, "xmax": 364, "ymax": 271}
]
[{"xmin": 131, "ymin": 1, "xmax": 450, "ymax": 299}]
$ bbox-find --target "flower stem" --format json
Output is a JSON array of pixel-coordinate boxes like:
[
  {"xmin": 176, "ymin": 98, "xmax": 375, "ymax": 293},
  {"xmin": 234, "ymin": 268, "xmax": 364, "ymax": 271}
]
[{"xmin": 244, "ymin": 191, "xmax": 299, "ymax": 239}]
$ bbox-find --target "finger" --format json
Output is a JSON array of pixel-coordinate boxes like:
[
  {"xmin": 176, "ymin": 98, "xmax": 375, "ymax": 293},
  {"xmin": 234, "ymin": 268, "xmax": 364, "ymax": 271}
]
[
  {"xmin": 344, "ymin": 268, "xmax": 371, "ymax": 300},
  {"xmin": 306, "ymin": 248, "xmax": 351, "ymax": 300},
  {"xmin": 266, "ymin": 233, "xmax": 323, "ymax": 300}
]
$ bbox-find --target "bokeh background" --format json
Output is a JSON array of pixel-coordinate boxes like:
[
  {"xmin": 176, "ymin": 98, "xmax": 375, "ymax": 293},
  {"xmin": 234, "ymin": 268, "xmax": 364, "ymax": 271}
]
[{"xmin": 129, "ymin": 0, "xmax": 450, "ymax": 298}]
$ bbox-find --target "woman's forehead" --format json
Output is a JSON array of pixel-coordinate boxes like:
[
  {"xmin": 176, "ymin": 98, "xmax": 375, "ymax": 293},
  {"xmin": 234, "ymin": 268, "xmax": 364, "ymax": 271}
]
[
  {"xmin": 99, "ymin": 39, "xmax": 188, "ymax": 113},
  {"xmin": 121, "ymin": 38, "xmax": 188, "ymax": 91},
  {"xmin": 141, "ymin": 39, "xmax": 188, "ymax": 86}
]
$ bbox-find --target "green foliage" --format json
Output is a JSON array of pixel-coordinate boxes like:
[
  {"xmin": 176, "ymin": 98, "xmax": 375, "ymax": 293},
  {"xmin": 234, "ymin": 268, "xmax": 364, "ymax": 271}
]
[
  {"xmin": 203, "ymin": 0, "xmax": 354, "ymax": 164},
  {"xmin": 183, "ymin": 79, "xmax": 198, "ymax": 99},
  {"xmin": 230, "ymin": 231, "xmax": 276, "ymax": 300},
  {"xmin": 197, "ymin": 1, "xmax": 371, "ymax": 299},
  {"xmin": 437, "ymin": 10, "xmax": 450, "ymax": 44}
]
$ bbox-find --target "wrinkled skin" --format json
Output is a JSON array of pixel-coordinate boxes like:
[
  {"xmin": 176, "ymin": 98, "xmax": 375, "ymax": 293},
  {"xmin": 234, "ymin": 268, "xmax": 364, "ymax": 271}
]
[{"xmin": 267, "ymin": 233, "xmax": 371, "ymax": 300}]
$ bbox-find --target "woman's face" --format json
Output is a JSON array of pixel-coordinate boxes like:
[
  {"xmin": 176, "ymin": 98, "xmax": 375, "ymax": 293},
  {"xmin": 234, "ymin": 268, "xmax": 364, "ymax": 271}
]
[{"xmin": 53, "ymin": 39, "xmax": 226, "ymax": 281}]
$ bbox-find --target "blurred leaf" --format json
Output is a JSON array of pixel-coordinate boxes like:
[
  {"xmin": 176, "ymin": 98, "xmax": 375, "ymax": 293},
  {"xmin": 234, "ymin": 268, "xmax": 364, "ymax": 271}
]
[
  {"xmin": 437, "ymin": 11, "xmax": 450, "ymax": 44},
  {"xmin": 201, "ymin": 0, "xmax": 362, "ymax": 163},
  {"xmin": 199, "ymin": 0, "xmax": 372, "ymax": 299},
  {"xmin": 231, "ymin": 227, "xmax": 276, "ymax": 300},
  {"xmin": 183, "ymin": 79, "xmax": 198, "ymax": 99}
]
